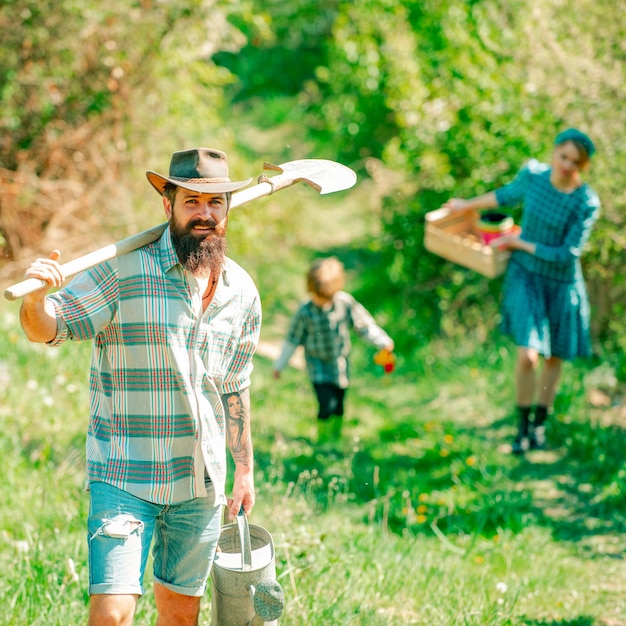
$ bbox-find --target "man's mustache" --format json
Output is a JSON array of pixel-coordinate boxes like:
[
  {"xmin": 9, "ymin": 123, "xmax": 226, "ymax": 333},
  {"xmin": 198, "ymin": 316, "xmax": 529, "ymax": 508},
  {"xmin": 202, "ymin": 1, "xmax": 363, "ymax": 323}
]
[{"xmin": 188, "ymin": 219, "xmax": 218, "ymax": 230}]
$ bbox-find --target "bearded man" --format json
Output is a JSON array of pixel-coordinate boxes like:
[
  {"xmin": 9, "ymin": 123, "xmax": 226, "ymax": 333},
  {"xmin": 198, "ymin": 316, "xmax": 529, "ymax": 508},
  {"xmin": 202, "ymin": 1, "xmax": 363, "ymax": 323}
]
[{"xmin": 19, "ymin": 148, "xmax": 261, "ymax": 626}]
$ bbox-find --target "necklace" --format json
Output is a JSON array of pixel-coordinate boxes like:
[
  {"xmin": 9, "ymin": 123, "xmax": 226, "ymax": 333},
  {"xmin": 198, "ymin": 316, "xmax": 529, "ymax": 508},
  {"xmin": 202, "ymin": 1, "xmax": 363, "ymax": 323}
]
[
  {"xmin": 202, "ymin": 275, "xmax": 218, "ymax": 306},
  {"xmin": 202, "ymin": 278, "xmax": 217, "ymax": 299}
]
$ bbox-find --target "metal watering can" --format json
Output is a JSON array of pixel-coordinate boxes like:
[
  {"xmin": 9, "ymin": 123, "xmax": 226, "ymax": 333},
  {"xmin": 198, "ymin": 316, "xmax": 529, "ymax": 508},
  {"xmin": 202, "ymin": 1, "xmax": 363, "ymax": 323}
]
[{"xmin": 210, "ymin": 510, "xmax": 284, "ymax": 625}]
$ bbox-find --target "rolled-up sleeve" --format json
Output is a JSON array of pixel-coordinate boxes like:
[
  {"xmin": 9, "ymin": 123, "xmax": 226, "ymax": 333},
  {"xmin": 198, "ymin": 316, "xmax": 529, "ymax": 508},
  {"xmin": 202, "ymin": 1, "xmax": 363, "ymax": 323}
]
[
  {"xmin": 48, "ymin": 261, "xmax": 119, "ymax": 342},
  {"xmin": 47, "ymin": 316, "xmax": 70, "ymax": 347},
  {"xmin": 221, "ymin": 295, "xmax": 262, "ymax": 394}
]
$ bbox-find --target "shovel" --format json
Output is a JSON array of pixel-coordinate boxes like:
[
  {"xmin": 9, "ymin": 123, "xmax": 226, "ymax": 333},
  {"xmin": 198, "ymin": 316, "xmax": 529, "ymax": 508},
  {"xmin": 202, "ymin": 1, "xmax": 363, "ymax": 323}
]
[{"xmin": 4, "ymin": 158, "xmax": 356, "ymax": 300}]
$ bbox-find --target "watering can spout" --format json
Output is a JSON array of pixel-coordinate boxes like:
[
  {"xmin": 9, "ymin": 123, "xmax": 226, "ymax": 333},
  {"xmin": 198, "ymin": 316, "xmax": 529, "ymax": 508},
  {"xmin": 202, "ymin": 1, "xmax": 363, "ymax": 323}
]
[{"xmin": 248, "ymin": 580, "xmax": 285, "ymax": 625}]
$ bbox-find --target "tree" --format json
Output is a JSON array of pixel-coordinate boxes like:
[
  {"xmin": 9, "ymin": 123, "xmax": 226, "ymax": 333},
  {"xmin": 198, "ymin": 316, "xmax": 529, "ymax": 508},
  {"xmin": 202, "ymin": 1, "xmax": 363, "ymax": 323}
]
[
  {"xmin": 0, "ymin": 0, "xmax": 245, "ymax": 265},
  {"xmin": 212, "ymin": 0, "xmax": 626, "ymax": 369}
]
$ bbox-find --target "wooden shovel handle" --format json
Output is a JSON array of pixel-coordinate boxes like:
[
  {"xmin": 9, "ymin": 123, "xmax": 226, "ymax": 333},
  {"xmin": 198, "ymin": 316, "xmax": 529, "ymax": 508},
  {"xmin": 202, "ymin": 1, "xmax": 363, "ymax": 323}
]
[{"xmin": 4, "ymin": 222, "xmax": 168, "ymax": 301}]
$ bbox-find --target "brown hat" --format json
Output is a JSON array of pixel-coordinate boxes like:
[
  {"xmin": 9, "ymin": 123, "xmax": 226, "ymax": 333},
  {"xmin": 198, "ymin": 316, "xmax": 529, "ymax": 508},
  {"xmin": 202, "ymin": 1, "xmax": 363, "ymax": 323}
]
[{"xmin": 146, "ymin": 148, "xmax": 252, "ymax": 195}]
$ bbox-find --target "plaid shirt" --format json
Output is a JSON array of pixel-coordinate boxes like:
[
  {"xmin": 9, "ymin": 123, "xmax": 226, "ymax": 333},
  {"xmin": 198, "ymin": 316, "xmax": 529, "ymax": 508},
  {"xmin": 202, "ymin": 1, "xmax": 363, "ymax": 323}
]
[
  {"xmin": 495, "ymin": 159, "xmax": 600, "ymax": 281},
  {"xmin": 274, "ymin": 291, "xmax": 392, "ymax": 388},
  {"xmin": 48, "ymin": 228, "xmax": 261, "ymax": 505}
]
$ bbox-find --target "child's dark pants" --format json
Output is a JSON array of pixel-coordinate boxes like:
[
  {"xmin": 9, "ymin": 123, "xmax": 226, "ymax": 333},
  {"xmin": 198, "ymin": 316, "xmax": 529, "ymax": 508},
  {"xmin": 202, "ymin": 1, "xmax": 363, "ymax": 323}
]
[{"xmin": 313, "ymin": 383, "xmax": 346, "ymax": 420}]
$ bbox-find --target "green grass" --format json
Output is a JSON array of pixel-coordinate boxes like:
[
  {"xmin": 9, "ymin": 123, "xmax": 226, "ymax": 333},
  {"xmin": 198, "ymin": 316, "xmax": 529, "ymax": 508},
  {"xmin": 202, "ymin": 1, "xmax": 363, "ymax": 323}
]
[{"xmin": 1, "ymin": 300, "xmax": 625, "ymax": 625}]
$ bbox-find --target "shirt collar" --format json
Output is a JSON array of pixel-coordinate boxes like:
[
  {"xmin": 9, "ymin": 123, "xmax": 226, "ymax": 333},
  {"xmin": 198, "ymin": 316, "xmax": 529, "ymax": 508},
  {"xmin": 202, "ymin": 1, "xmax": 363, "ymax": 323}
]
[{"xmin": 159, "ymin": 225, "xmax": 180, "ymax": 274}]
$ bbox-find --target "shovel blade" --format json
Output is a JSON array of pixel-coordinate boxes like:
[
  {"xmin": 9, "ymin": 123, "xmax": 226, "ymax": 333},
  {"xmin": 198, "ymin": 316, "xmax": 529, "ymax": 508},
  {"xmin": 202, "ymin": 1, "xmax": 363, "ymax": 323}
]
[{"xmin": 264, "ymin": 159, "xmax": 357, "ymax": 194}]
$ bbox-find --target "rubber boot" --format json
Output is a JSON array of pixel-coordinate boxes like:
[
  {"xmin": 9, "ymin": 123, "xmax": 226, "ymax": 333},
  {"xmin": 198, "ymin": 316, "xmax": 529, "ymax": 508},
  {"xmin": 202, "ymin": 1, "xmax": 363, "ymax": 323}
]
[
  {"xmin": 530, "ymin": 405, "xmax": 550, "ymax": 450},
  {"xmin": 512, "ymin": 406, "xmax": 532, "ymax": 455},
  {"xmin": 331, "ymin": 416, "xmax": 344, "ymax": 440},
  {"xmin": 316, "ymin": 418, "xmax": 334, "ymax": 445}
]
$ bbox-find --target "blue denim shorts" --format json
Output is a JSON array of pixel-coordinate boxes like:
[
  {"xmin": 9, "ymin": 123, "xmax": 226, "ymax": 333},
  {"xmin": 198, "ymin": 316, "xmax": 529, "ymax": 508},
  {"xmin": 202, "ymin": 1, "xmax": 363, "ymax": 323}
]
[{"xmin": 87, "ymin": 481, "xmax": 222, "ymax": 597}]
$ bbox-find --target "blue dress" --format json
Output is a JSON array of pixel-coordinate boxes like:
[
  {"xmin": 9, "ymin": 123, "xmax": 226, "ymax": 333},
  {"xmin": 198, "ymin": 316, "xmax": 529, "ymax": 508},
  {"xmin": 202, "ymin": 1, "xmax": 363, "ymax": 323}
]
[{"xmin": 495, "ymin": 159, "xmax": 601, "ymax": 360}]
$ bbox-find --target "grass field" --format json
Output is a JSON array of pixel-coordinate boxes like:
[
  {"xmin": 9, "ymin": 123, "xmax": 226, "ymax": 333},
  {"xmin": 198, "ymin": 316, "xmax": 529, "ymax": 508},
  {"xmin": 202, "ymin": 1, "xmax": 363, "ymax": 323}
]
[
  {"xmin": 1, "ymin": 176, "xmax": 625, "ymax": 625},
  {"xmin": 1, "ymin": 299, "xmax": 625, "ymax": 625}
]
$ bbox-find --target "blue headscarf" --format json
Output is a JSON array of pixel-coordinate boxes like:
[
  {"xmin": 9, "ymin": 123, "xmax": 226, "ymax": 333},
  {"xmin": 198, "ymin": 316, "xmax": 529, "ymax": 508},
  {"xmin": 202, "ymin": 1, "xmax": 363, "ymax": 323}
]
[{"xmin": 555, "ymin": 128, "xmax": 595, "ymax": 158}]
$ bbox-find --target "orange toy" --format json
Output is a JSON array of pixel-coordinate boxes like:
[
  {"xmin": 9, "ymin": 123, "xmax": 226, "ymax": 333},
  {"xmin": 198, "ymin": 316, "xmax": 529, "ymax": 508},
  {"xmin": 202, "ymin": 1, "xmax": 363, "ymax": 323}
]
[{"xmin": 373, "ymin": 349, "xmax": 396, "ymax": 374}]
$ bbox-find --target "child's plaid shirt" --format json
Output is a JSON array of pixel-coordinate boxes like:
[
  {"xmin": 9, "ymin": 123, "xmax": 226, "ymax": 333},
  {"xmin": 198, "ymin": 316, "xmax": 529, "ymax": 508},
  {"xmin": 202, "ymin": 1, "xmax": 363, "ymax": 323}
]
[{"xmin": 274, "ymin": 291, "xmax": 392, "ymax": 388}]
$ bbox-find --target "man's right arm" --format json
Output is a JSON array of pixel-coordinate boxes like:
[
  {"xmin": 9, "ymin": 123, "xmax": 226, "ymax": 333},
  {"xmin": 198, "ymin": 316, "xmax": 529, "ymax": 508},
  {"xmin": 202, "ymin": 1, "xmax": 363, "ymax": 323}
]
[
  {"xmin": 20, "ymin": 295, "xmax": 58, "ymax": 343},
  {"xmin": 19, "ymin": 250, "xmax": 65, "ymax": 343}
]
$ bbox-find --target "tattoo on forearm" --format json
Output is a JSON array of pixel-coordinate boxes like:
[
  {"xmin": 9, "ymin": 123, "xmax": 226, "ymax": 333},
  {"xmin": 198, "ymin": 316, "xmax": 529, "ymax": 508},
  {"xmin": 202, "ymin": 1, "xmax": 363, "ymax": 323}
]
[{"xmin": 222, "ymin": 390, "xmax": 252, "ymax": 466}]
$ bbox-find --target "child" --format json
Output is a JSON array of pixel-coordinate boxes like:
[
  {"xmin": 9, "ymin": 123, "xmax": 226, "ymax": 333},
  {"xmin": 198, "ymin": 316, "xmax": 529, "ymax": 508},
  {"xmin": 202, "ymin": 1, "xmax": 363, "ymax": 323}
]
[{"xmin": 272, "ymin": 257, "xmax": 394, "ymax": 440}]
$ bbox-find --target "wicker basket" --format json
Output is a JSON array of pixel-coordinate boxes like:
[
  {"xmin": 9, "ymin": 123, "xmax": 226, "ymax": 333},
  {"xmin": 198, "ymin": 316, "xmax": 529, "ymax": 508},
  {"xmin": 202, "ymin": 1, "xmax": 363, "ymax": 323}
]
[{"xmin": 424, "ymin": 208, "xmax": 516, "ymax": 278}]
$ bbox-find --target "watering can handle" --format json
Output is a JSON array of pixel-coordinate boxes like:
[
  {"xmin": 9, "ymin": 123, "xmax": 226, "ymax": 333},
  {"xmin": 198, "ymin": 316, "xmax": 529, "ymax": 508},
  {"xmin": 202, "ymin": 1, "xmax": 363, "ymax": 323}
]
[{"xmin": 236, "ymin": 507, "xmax": 253, "ymax": 571}]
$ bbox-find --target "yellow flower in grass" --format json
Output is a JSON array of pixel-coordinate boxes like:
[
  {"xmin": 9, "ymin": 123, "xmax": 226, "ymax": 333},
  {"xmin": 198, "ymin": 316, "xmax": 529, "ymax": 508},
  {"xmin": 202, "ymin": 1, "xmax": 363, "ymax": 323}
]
[
  {"xmin": 466, "ymin": 455, "xmax": 477, "ymax": 466},
  {"xmin": 417, "ymin": 504, "xmax": 428, "ymax": 514},
  {"xmin": 416, "ymin": 514, "xmax": 428, "ymax": 524},
  {"xmin": 443, "ymin": 434, "xmax": 454, "ymax": 444},
  {"xmin": 474, "ymin": 556, "xmax": 484, "ymax": 564},
  {"xmin": 418, "ymin": 493, "xmax": 429, "ymax": 502}
]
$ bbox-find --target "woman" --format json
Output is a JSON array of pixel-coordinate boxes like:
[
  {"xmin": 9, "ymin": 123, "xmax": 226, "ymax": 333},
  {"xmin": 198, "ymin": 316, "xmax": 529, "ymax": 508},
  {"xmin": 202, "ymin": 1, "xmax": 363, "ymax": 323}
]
[{"xmin": 442, "ymin": 128, "xmax": 600, "ymax": 454}]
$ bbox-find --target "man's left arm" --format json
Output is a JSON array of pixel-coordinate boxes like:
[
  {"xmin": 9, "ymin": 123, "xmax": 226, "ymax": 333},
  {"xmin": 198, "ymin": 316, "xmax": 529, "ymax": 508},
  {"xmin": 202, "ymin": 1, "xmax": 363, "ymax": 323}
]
[{"xmin": 222, "ymin": 387, "xmax": 255, "ymax": 520}]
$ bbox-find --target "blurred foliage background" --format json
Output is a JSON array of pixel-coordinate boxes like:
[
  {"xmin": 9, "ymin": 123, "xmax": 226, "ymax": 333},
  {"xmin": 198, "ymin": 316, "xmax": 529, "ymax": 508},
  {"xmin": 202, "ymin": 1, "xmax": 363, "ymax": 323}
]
[{"xmin": 1, "ymin": 0, "xmax": 625, "ymax": 372}]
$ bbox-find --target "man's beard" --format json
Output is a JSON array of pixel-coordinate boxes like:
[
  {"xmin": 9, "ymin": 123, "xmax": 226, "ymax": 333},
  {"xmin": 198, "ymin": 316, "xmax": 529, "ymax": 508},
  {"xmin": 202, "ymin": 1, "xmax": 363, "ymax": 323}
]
[{"xmin": 170, "ymin": 216, "xmax": 228, "ymax": 279}]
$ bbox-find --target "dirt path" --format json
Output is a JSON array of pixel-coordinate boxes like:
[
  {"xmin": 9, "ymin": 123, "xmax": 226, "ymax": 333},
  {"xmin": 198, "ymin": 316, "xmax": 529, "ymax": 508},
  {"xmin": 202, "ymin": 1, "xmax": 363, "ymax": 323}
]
[{"xmin": 255, "ymin": 340, "xmax": 305, "ymax": 370}]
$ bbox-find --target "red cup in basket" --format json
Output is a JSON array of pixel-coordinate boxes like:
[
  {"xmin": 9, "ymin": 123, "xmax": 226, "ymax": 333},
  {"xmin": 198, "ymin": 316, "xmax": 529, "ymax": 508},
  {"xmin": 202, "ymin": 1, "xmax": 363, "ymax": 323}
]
[{"xmin": 476, "ymin": 211, "xmax": 515, "ymax": 244}]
